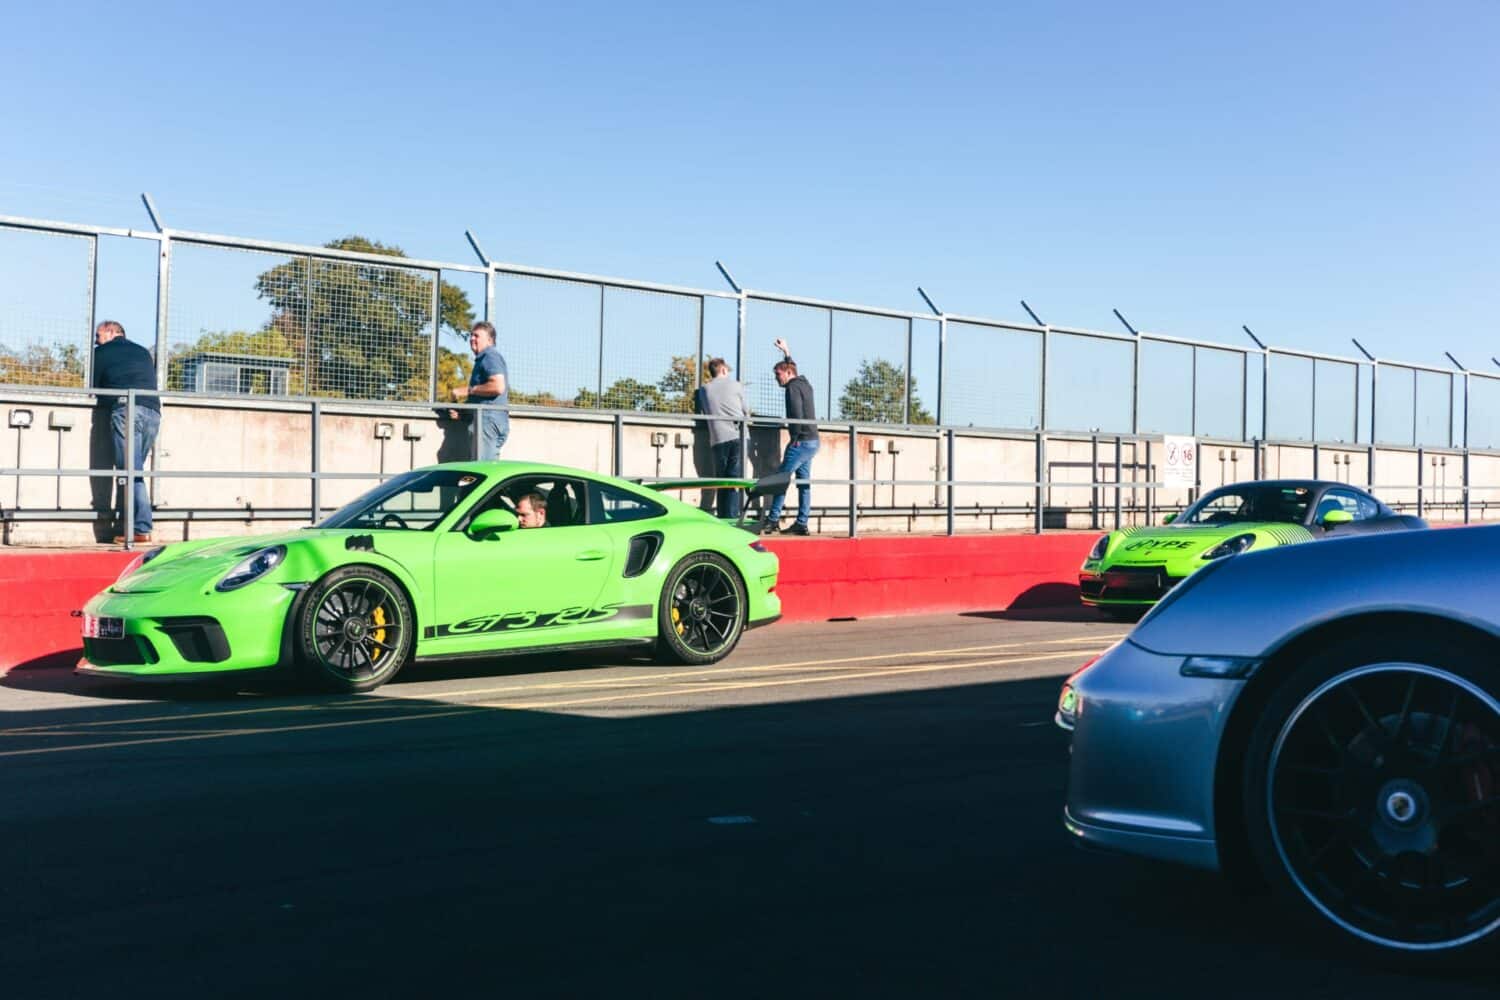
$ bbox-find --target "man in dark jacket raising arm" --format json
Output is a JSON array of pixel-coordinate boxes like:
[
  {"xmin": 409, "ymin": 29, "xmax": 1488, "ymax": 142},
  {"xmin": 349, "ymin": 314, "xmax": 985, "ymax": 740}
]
[{"xmin": 761, "ymin": 338, "xmax": 820, "ymax": 535}]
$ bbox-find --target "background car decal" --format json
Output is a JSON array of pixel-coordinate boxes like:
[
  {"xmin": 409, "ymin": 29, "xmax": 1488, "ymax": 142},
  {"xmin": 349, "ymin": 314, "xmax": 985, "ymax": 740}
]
[{"xmin": 428, "ymin": 603, "xmax": 653, "ymax": 638}]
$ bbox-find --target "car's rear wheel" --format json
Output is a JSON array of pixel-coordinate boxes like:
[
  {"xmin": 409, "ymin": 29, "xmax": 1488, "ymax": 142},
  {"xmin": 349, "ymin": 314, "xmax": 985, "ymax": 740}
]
[
  {"xmin": 656, "ymin": 552, "xmax": 746, "ymax": 665},
  {"xmin": 1243, "ymin": 635, "xmax": 1499, "ymax": 965},
  {"xmin": 294, "ymin": 566, "xmax": 413, "ymax": 692}
]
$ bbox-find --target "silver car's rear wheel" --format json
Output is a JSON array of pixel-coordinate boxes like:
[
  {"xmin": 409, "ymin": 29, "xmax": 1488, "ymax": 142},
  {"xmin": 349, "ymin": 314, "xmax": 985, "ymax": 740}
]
[{"xmin": 1258, "ymin": 657, "xmax": 1499, "ymax": 957}]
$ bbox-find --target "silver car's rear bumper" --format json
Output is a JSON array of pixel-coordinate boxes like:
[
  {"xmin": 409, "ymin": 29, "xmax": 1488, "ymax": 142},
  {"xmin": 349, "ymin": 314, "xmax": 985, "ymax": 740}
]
[{"xmin": 1061, "ymin": 638, "xmax": 1249, "ymax": 872}]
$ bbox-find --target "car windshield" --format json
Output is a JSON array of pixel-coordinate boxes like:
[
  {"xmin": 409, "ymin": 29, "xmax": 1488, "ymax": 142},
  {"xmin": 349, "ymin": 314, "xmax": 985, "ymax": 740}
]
[
  {"xmin": 318, "ymin": 469, "xmax": 486, "ymax": 531},
  {"xmin": 1178, "ymin": 484, "xmax": 1313, "ymax": 526}
]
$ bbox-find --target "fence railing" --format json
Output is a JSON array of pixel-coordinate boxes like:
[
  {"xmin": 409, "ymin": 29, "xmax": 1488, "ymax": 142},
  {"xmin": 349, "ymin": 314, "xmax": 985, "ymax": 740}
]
[
  {"xmin": 3, "ymin": 200, "xmax": 1498, "ymax": 450},
  {"xmin": 3, "ymin": 385, "xmax": 1498, "ymax": 549}
]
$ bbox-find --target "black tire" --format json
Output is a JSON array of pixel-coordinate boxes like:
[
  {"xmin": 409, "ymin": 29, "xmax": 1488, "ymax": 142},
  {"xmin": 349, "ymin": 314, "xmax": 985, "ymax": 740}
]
[
  {"xmin": 293, "ymin": 566, "xmax": 414, "ymax": 692},
  {"xmin": 655, "ymin": 552, "xmax": 747, "ymax": 666},
  {"xmin": 1242, "ymin": 634, "xmax": 1500, "ymax": 967}
]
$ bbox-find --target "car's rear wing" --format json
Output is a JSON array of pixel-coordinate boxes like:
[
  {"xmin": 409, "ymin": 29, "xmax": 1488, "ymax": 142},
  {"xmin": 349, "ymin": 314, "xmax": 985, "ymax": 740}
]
[{"xmin": 642, "ymin": 472, "xmax": 793, "ymax": 531}]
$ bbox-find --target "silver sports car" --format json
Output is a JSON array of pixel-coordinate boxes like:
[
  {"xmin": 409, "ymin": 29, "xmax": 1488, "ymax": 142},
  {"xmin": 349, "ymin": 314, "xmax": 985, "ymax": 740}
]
[{"xmin": 1058, "ymin": 523, "xmax": 1498, "ymax": 963}]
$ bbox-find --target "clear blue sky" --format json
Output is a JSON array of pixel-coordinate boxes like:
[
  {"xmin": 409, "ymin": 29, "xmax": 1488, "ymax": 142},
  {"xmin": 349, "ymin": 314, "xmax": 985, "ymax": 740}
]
[{"xmin": 1, "ymin": 1, "xmax": 1496, "ymax": 430}]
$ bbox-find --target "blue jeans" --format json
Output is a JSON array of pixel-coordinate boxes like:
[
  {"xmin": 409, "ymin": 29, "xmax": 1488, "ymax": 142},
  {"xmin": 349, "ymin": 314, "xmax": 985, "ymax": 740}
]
[
  {"xmin": 111, "ymin": 404, "xmax": 160, "ymax": 535},
  {"xmin": 477, "ymin": 408, "xmax": 509, "ymax": 461},
  {"xmin": 767, "ymin": 437, "xmax": 819, "ymax": 525},
  {"xmin": 711, "ymin": 439, "xmax": 743, "ymax": 518}
]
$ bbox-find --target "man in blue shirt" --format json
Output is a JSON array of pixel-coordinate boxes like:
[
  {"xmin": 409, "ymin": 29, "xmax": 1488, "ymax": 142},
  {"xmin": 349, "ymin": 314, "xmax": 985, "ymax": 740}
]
[
  {"xmin": 91, "ymin": 320, "xmax": 161, "ymax": 544},
  {"xmin": 450, "ymin": 321, "xmax": 509, "ymax": 460}
]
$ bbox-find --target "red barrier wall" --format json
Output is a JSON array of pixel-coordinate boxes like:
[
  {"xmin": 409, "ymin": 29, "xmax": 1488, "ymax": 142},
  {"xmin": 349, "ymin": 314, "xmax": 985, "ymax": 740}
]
[{"xmin": 0, "ymin": 535, "xmax": 1093, "ymax": 671}]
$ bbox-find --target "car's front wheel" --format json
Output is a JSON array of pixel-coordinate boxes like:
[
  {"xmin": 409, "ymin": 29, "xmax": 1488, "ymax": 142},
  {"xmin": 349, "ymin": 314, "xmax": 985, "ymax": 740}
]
[
  {"xmin": 293, "ymin": 566, "xmax": 414, "ymax": 692},
  {"xmin": 656, "ymin": 552, "xmax": 747, "ymax": 665},
  {"xmin": 1243, "ymin": 635, "xmax": 1499, "ymax": 965}
]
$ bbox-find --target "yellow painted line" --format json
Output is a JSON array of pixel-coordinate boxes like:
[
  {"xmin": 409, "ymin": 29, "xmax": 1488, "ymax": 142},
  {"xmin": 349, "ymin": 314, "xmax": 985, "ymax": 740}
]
[
  {"xmin": 0, "ymin": 708, "xmax": 486, "ymax": 759},
  {"xmin": 0, "ymin": 632, "xmax": 1122, "ymax": 736},
  {"xmin": 0, "ymin": 645, "xmax": 1107, "ymax": 759},
  {"xmin": 385, "ymin": 632, "xmax": 1127, "ymax": 702},
  {"xmin": 470, "ymin": 648, "xmax": 1097, "ymax": 711}
]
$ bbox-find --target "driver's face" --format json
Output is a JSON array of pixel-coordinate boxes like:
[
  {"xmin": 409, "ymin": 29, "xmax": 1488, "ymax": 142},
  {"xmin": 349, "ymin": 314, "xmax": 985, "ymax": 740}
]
[{"xmin": 517, "ymin": 499, "xmax": 545, "ymax": 528}]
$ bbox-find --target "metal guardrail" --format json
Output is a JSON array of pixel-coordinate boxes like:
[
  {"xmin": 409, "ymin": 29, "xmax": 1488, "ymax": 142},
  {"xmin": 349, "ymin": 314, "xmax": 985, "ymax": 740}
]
[{"xmin": 2, "ymin": 385, "xmax": 1497, "ymax": 549}]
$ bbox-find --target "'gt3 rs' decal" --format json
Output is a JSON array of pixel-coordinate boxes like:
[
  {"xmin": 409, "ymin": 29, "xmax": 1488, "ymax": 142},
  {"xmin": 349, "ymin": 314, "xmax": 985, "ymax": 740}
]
[{"xmin": 430, "ymin": 603, "xmax": 652, "ymax": 638}]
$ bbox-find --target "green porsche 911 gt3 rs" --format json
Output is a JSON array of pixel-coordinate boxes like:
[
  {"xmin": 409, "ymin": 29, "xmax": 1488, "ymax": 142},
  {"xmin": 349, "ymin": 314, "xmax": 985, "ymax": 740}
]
[
  {"xmin": 1079, "ymin": 479, "xmax": 1425, "ymax": 619},
  {"xmin": 78, "ymin": 462, "xmax": 781, "ymax": 691}
]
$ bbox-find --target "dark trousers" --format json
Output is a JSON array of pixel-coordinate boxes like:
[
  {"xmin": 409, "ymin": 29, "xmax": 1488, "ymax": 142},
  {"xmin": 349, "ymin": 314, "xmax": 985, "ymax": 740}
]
[{"xmin": 711, "ymin": 440, "xmax": 742, "ymax": 518}]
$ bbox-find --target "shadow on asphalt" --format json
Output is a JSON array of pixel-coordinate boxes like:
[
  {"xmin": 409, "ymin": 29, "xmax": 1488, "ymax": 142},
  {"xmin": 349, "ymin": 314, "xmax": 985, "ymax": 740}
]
[{"xmin": 0, "ymin": 672, "xmax": 1492, "ymax": 997}]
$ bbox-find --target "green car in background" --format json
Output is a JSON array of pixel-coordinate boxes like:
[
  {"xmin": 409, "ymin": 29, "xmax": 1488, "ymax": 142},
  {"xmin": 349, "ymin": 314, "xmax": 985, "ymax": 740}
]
[
  {"xmin": 79, "ymin": 462, "xmax": 781, "ymax": 691},
  {"xmin": 1078, "ymin": 479, "xmax": 1425, "ymax": 620}
]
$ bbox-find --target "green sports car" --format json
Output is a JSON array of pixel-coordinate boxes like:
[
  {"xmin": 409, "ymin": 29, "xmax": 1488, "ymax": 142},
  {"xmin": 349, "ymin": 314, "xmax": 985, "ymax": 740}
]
[
  {"xmin": 1078, "ymin": 479, "xmax": 1425, "ymax": 619},
  {"xmin": 78, "ymin": 462, "xmax": 781, "ymax": 691}
]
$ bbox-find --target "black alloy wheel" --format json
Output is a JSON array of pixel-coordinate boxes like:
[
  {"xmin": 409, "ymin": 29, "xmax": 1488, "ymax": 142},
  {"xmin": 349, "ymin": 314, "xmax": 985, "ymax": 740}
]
[
  {"xmin": 657, "ymin": 552, "xmax": 746, "ymax": 665},
  {"xmin": 1246, "ymin": 639, "xmax": 1499, "ymax": 963},
  {"xmin": 295, "ymin": 566, "xmax": 413, "ymax": 692}
]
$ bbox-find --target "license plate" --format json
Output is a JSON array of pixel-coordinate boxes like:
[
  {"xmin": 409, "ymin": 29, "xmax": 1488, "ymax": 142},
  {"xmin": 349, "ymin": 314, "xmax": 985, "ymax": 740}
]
[{"xmin": 82, "ymin": 615, "xmax": 124, "ymax": 640}]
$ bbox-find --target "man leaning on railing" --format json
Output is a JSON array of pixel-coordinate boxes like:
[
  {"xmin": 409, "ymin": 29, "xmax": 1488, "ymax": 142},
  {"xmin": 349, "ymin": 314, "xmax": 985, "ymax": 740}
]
[
  {"xmin": 450, "ymin": 320, "xmax": 510, "ymax": 460},
  {"xmin": 91, "ymin": 320, "xmax": 160, "ymax": 545}
]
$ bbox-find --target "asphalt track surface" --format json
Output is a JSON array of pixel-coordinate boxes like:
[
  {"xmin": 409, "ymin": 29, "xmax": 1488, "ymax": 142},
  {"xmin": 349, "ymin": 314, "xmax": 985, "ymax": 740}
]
[{"xmin": 1, "ymin": 611, "xmax": 1493, "ymax": 998}]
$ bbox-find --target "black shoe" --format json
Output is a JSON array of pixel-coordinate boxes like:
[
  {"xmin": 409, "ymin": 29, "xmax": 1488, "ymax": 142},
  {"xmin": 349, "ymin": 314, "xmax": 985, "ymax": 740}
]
[
  {"xmin": 784, "ymin": 522, "xmax": 810, "ymax": 536},
  {"xmin": 759, "ymin": 519, "xmax": 780, "ymax": 534}
]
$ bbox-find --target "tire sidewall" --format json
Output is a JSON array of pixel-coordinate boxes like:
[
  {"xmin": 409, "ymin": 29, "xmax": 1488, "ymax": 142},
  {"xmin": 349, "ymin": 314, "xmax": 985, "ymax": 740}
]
[
  {"xmin": 1242, "ymin": 634, "xmax": 1499, "ymax": 965},
  {"xmin": 657, "ymin": 552, "xmax": 747, "ymax": 666},
  {"xmin": 295, "ymin": 565, "xmax": 414, "ymax": 692}
]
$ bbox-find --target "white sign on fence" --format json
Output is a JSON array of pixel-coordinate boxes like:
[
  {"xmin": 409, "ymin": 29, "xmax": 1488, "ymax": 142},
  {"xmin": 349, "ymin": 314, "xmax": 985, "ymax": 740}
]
[{"xmin": 1161, "ymin": 435, "xmax": 1198, "ymax": 489}]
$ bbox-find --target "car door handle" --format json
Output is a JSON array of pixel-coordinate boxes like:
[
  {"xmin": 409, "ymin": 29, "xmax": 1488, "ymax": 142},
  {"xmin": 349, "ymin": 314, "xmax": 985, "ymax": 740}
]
[{"xmin": 576, "ymin": 549, "xmax": 607, "ymax": 561}]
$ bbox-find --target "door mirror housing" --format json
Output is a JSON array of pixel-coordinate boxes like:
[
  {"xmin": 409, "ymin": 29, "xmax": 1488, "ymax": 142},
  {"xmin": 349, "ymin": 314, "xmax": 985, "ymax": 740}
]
[
  {"xmin": 1320, "ymin": 508, "xmax": 1354, "ymax": 527},
  {"xmin": 467, "ymin": 508, "xmax": 519, "ymax": 538},
  {"xmin": 1162, "ymin": 512, "xmax": 1177, "ymax": 525}
]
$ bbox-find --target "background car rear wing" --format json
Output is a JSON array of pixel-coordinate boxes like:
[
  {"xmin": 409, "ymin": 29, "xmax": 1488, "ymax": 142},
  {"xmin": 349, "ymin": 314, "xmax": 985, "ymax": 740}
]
[{"xmin": 642, "ymin": 472, "xmax": 794, "ymax": 531}]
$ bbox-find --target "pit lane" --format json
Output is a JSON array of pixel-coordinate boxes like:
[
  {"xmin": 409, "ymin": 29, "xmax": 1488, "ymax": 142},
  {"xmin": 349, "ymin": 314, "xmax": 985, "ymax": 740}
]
[{"xmin": 0, "ymin": 612, "xmax": 1490, "ymax": 995}]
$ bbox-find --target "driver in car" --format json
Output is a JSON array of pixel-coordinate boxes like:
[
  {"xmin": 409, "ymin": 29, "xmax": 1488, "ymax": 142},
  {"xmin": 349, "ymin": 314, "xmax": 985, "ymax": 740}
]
[{"xmin": 516, "ymin": 492, "xmax": 548, "ymax": 529}]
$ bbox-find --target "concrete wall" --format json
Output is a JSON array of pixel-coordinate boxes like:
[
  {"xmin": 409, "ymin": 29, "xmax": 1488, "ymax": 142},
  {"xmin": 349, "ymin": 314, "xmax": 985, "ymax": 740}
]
[{"xmin": 3, "ymin": 390, "xmax": 1498, "ymax": 545}]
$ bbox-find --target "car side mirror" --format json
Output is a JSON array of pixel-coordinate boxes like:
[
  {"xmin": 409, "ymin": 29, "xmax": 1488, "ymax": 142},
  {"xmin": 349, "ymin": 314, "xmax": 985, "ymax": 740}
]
[
  {"xmin": 1320, "ymin": 509, "xmax": 1353, "ymax": 527},
  {"xmin": 467, "ymin": 508, "xmax": 519, "ymax": 538},
  {"xmin": 1162, "ymin": 512, "xmax": 1177, "ymax": 525}
]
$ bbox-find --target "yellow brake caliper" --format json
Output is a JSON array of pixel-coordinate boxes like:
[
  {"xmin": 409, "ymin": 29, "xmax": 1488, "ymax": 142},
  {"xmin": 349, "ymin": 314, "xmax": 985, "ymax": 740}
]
[{"xmin": 371, "ymin": 605, "xmax": 387, "ymax": 661}]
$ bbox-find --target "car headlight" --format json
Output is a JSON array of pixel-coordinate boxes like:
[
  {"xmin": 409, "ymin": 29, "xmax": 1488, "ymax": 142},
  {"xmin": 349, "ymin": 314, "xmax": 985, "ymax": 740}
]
[
  {"xmin": 1086, "ymin": 534, "xmax": 1110, "ymax": 561},
  {"xmin": 216, "ymin": 545, "xmax": 287, "ymax": 592},
  {"xmin": 1201, "ymin": 533, "xmax": 1256, "ymax": 561},
  {"xmin": 115, "ymin": 546, "xmax": 166, "ymax": 583}
]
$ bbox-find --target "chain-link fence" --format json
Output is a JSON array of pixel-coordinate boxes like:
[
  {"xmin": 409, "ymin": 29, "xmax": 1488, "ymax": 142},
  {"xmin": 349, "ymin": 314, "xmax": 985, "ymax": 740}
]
[{"xmin": 4, "ymin": 208, "xmax": 1500, "ymax": 451}]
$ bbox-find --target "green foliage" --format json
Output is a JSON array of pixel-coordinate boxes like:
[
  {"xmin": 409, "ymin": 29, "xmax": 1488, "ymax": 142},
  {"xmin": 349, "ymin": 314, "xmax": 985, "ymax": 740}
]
[
  {"xmin": 145, "ymin": 235, "xmax": 477, "ymax": 402},
  {"xmin": 566, "ymin": 355, "xmax": 706, "ymax": 413},
  {"xmin": 838, "ymin": 358, "xmax": 934, "ymax": 424},
  {"xmin": 0, "ymin": 343, "xmax": 84, "ymax": 387}
]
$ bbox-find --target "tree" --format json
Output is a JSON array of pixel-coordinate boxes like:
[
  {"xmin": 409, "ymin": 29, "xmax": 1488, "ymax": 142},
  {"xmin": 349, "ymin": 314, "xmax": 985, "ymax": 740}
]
[
  {"xmin": 838, "ymin": 359, "xmax": 934, "ymax": 424},
  {"xmin": 248, "ymin": 236, "xmax": 476, "ymax": 401},
  {"xmin": 0, "ymin": 343, "xmax": 84, "ymax": 387},
  {"xmin": 574, "ymin": 378, "xmax": 666, "ymax": 411}
]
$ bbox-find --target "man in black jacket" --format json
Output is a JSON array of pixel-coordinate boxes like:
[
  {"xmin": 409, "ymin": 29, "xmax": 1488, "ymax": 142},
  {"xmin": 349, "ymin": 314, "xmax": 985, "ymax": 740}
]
[
  {"xmin": 761, "ymin": 338, "xmax": 820, "ymax": 535},
  {"xmin": 92, "ymin": 321, "xmax": 161, "ymax": 544}
]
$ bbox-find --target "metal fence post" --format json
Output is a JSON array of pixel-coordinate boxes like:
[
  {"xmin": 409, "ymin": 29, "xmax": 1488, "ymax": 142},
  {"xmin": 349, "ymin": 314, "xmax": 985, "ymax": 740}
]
[
  {"xmin": 1034, "ymin": 432, "xmax": 1045, "ymax": 535},
  {"xmin": 154, "ymin": 236, "xmax": 172, "ymax": 394},
  {"xmin": 904, "ymin": 317, "xmax": 913, "ymax": 425},
  {"xmin": 1039, "ymin": 328, "xmax": 1049, "ymax": 432},
  {"xmin": 734, "ymin": 293, "xmax": 747, "ymax": 386},
  {"xmin": 1416, "ymin": 446, "xmax": 1424, "ymax": 519},
  {"xmin": 695, "ymin": 296, "xmax": 705, "ymax": 392},
  {"xmin": 848, "ymin": 424, "xmax": 858, "ymax": 538},
  {"xmin": 936, "ymin": 314, "xmax": 947, "ymax": 425},
  {"xmin": 596, "ymin": 286, "xmax": 606, "ymax": 399},
  {"xmin": 1463, "ymin": 448, "xmax": 1471, "ymax": 524},
  {"xmin": 1312, "ymin": 443, "xmax": 1320, "ymax": 480},
  {"xmin": 1131, "ymin": 337, "xmax": 1141, "ymax": 434},
  {"xmin": 123, "ymin": 389, "xmax": 136, "ymax": 550},
  {"xmin": 84, "ymin": 235, "xmax": 99, "ymax": 390},
  {"xmin": 945, "ymin": 428, "xmax": 955, "ymax": 536},
  {"xmin": 613, "ymin": 412, "xmax": 623, "ymax": 477},
  {"xmin": 1368, "ymin": 443, "xmax": 1376, "ymax": 491},
  {"xmin": 428, "ymin": 269, "xmax": 442, "ymax": 402},
  {"xmin": 1144, "ymin": 439, "xmax": 1154, "ymax": 525},
  {"xmin": 310, "ymin": 400, "xmax": 321, "ymax": 524},
  {"xmin": 1090, "ymin": 433, "xmax": 1099, "ymax": 530},
  {"xmin": 1113, "ymin": 436, "xmax": 1123, "ymax": 530}
]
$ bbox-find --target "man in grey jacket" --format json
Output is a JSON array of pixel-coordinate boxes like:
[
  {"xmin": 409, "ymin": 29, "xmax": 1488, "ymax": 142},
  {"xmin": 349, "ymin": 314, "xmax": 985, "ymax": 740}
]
[
  {"xmin": 762, "ymin": 338, "xmax": 819, "ymax": 535},
  {"xmin": 697, "ymin": 358, "xmax": 749, "ymax": 518}
]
